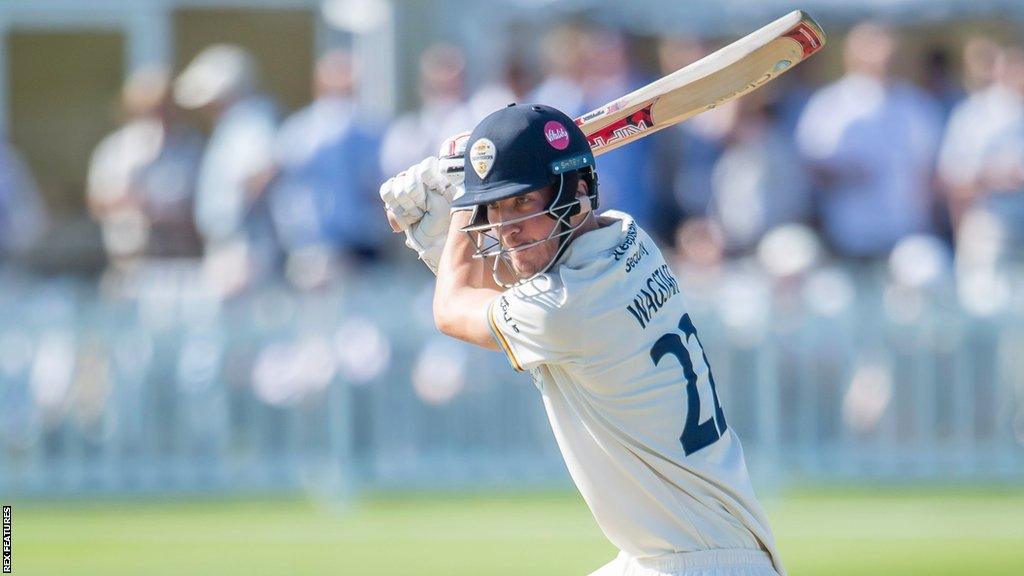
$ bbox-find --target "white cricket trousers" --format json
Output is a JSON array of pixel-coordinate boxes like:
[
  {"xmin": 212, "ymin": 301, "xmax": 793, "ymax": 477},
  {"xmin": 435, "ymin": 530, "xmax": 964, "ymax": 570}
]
[{"xmin": 588, "ymin": 549, "xmax": 780, "ymax": 576}]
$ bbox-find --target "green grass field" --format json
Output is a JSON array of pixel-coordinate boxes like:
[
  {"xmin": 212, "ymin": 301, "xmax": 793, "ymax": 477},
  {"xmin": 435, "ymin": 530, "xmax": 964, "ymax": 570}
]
[{"xmin": 8, "ymin": 488, "xmax": 1024, "ymax": 575}]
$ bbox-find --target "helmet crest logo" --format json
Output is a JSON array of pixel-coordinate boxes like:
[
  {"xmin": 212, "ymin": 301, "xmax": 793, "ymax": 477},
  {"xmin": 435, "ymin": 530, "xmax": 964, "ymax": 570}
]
[
  {"xmin": 470, "ymin": 138, "xmax": 496, "ymax": 179},
  {"xmin": 544, "ymin": 121, "xmax": 570, "ymax": 150}
]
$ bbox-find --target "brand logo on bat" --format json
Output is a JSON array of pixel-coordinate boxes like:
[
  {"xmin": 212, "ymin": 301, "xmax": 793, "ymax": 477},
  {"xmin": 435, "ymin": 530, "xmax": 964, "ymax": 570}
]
[
  {"xmin": 586, "ymin": 105, "xmax": 655, "ymax": 149},
  {"xmin": 784, "ymin": 22, "xmax": 824, "ymax": 57},
  {"xmin": 578, "ymin": 100, "xmax": 626, "ymax": 126},
  {"xmin": 544, "ymin": 121, "xmax": 570, "ymax": 150},
  {"xmin": 470, "ymin": 138, "xmax": 496, "ymax": 179},
  {"xmin": 578, "ymin": 109, "xmax": 604, "ymax": 124}
]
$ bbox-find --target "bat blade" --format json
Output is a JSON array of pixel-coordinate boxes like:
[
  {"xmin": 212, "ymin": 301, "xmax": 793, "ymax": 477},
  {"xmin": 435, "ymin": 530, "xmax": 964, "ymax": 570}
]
[
  {"xmin": 578, "ymin": 10, "xmax": 826, "ymax": 156},
  {"xmin": 386, "ymin": 11, "xmax": 824, "ymax": 233}
]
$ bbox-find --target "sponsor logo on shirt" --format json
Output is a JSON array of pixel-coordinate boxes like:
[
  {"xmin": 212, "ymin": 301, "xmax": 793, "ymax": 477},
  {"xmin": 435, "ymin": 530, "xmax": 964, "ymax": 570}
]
[
  {"xmin": 528, "ymin": 367, "xmax": 544, "ymax": 388},
  {"xmin": 498, "ymin": 296, "xmax": 520, "ymax": 333},
  {"xmin": 624, "ymin": 242, "xmax": 650, "ymax": 274},
  {"xmin": 625, "ymin": 265, "xmax": 680, "ymax": 329},
  {"xmin": 611, "ymin": 221, "xmax": 638, "ymax": 261}
]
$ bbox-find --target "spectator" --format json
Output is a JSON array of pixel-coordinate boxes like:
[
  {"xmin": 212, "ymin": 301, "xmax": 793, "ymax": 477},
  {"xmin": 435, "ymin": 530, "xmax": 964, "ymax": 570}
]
[
  {"xmin": 975, "ymin": 47, "xmax": 1024, "ymax": 197},
  {"xmin": 468, "ymin": 54, "xmax": 531, "ymax": 124},
  {"xmin": 270, "ymin": 48, "xmax": 388, "ymax": 283},
  {"xmin": 0, "ymin": 140, "xmax": 47, "ymax": 260},
  {"xmin": 921, "ymin": 46, "xmax": 964, "ymax": 122},
  {"xmin": 796, "ymin": 22, "xmax": 943, "ymax": 259},
  {"xmin": 708, "ymin": 92, "xmax": 812, "ymax": 254},
  {"xmin": 579, "ymin": 27, "xmax": 657, "ymax": 229},
  {"xmin": 174, "ymin": 44, "xmax": 279, "ymax": 293},
  {"xmin": 774, "ymin": 61, "xmax": 817, "ymax": 138},
  {"xmin": 955, "ymin": 46, "xmax": 1024, "ymax": 292},
  {"xmin": 654, "ymin": 37, "xmax": 728, "ymax": 242},
  {"xmin": 938, "ymin": 40, "xmax": 1023, "ymax": 229},
  {"xmin": 380, "ymin": 44, "xmax": 473, "ymax": 177},
  {"xmin": 87, "ymin": 66, "xmax": 203, "ymax": 265},
  {"xmin": 530, "ymin": 25, "xmax": 588, "ymax": 118}
]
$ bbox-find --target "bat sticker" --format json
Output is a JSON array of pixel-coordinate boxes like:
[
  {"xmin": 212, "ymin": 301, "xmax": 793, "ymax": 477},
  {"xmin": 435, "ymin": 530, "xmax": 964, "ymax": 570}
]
[
  {"xmin": 784, "ymin": 22, "xmax": 824, "ymax": 57},
  {"xmin": 586, "ymin": 104, "xmax": 656, "ymax": 149}
]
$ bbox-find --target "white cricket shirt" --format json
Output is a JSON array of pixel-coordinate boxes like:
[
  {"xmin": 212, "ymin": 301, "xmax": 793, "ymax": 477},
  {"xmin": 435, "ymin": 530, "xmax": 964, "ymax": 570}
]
[{"xmin": 487, "ymin": 210, "xmax": 784, "ymax": 575}]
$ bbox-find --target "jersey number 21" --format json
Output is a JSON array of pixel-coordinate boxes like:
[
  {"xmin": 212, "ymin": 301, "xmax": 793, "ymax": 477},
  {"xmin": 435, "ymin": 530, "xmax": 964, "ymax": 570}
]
[{"xmin": 650, "ymin": 314, "xmax": 728, "ymax": 456}]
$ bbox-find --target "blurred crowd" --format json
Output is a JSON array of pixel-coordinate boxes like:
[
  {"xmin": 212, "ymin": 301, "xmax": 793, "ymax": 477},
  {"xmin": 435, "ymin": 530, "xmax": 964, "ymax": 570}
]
[
  {"xmin": 85, "ymin": 44, "xmax": 387, "ymax": 295},
  {"xmin": 1, "ymin": 20, "xmax": 1023, "ymax": 309},
  {"xmin": 4, "ymin": 18, "xmax": 1024, "ymax": 464}
]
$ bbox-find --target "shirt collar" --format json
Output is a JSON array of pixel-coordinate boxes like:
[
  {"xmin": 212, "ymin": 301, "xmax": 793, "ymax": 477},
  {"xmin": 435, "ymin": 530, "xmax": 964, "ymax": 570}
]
[{"xmin": 557, "ymin": 210, "xmax": 634, "ymax": 268}]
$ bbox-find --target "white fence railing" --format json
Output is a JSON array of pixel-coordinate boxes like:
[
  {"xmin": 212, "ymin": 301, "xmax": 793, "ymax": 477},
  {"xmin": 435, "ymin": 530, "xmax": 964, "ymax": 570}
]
[{"xmin": 1, "ymin": 263, "xmax": 1022, "ymax": 496}]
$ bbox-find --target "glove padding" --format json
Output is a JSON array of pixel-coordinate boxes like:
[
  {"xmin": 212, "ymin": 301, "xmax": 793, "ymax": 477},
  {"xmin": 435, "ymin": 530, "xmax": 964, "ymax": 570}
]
[
  {"xmin": 379, "ymin": 155, "xmax": 453, "ymax": 232},
  {"xmin": 403, "ymin": 190, "xmax": 455, "ymax": 274},
  {"xmin": 394, "ymin": 132, "xmax": 470, "ymax": 274}
]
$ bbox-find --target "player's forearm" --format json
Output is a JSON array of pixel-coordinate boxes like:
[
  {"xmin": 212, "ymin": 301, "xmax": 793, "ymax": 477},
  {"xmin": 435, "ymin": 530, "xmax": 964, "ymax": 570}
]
[
  {"xmin": 433, "ymin": 210, "xmax": 501, "ymax": 350},
  {"xmin": 436, "ymin": 210, "xmax": 480, "ymax": 290},
  {"xmin": 435, "ymin": 211, "xmax": 503, "ymax": 290}
]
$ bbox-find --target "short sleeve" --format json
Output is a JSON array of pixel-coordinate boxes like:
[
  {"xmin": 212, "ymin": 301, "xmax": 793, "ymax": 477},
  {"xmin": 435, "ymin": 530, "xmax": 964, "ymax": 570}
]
[{"xmin": 486, "ymin": 277, "xmax": 580, "ymax": 372}]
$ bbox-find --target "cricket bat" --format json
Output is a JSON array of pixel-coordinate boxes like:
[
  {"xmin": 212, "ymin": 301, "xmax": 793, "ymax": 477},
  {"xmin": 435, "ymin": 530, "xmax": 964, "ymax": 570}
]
[
  {"xmin": 387, "ymin": 10, "xmax": 825, "ymax": 232},
  {"xmin": 579, "ymin": 10, "xmax": 825, "ymax": 154}
]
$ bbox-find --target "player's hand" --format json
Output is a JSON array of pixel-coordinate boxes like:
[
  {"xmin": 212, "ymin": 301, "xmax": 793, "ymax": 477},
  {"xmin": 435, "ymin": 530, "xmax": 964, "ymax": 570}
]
[
  {"xmin": 386, "ymin": 132, "xmax": 471, "ymax": 273},
  {"xmin": 381, "ymin": 131, "xmax": 471, "ymax": 231},
  {"xmin": 379, "ymin": 155, "xmax": 451, "ymax": 233}
]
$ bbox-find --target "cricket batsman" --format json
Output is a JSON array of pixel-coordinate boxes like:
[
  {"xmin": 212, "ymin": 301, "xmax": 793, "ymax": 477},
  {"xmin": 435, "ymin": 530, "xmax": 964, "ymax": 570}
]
[{"xmin": 379, "ymin": 103, "xmax": 784, "ymax": 576}]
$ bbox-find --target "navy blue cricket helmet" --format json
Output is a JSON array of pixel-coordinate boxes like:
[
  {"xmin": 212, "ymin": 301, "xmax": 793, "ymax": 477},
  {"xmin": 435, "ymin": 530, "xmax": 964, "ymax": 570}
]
[
  {"xmin": 452, "ymin": 103, "xmax": 598, "ymax": 214},
  {"xmin": 453, "ymin": 103, "xmax": 600, "ymax": 287}
]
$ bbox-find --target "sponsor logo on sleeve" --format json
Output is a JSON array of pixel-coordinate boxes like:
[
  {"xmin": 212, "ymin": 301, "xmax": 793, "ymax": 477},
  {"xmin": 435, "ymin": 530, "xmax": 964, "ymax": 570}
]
[
  {"xmin": 611, "ymin": 221, "xmax": 638, "ymax": 261},
  {"xmin": 624, "ymin": 242, "xmax": 650, "ymax": 273},
  {"xmin": 498, "ymin": 296, "xmax": 520, "ymax": 333}
]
